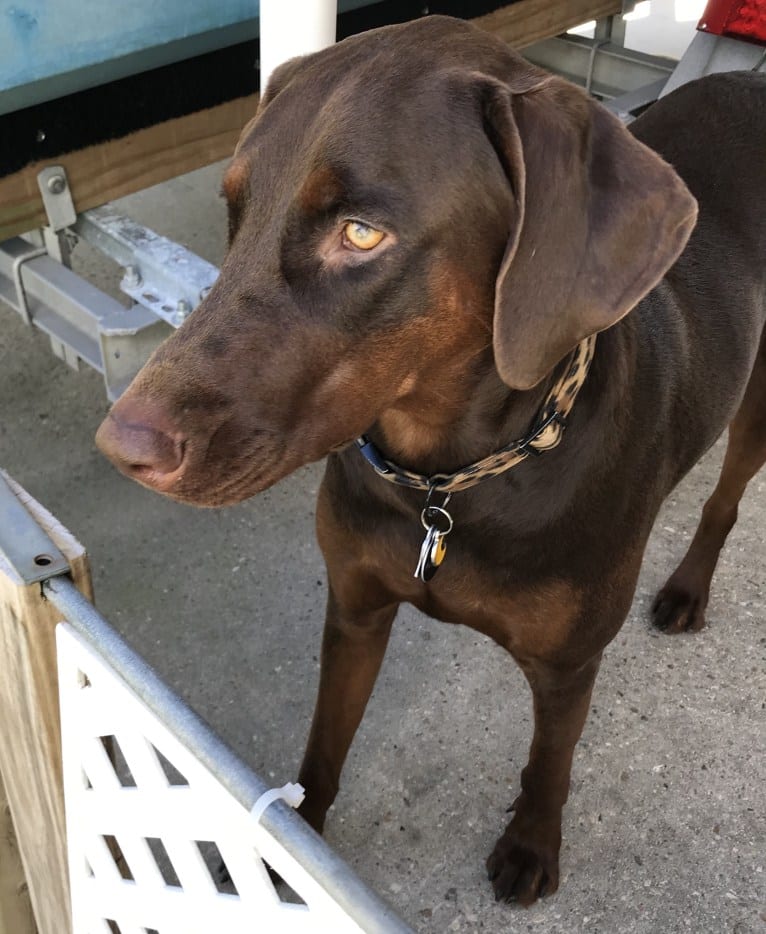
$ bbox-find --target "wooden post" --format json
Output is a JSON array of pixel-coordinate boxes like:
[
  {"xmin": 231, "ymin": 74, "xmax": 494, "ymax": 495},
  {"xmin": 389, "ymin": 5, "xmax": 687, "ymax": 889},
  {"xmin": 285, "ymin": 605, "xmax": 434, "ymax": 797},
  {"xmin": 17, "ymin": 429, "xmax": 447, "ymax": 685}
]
[
  {"xmin": 0, "ymin": 773, "xmax": 36, "ymax": 934},
  {"xmin": 0, "ymin": 472, "xmax": 93, "ymax": 934}
]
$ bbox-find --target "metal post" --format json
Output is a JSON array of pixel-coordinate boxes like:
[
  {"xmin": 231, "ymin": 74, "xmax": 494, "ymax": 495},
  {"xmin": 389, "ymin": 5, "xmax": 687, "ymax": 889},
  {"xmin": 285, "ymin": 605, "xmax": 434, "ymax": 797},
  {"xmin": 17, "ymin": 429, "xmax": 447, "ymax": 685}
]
[{"xmin": 259, "ymin": 0, "xmax": 337, "ymax": 90}]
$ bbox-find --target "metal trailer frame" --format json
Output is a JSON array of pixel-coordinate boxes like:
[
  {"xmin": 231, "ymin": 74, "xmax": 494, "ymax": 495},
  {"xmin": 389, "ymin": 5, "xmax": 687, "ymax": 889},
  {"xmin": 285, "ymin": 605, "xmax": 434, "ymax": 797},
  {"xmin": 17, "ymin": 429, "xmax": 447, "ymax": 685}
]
[{"xmin": 524, "ymin": 26, "xmax": 766, "ymax": 122}]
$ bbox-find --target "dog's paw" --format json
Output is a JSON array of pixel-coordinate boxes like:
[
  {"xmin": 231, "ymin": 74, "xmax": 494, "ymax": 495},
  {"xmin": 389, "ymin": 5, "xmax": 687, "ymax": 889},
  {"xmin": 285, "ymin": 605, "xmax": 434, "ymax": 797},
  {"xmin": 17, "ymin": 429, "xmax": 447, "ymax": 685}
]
[
  {"xmin": 486, "ymin": 824, "xmax": 560, "ymax": 906},
  {"xmin": 652, "ymin": 578, "xmax": 708, "ymax": 633}
]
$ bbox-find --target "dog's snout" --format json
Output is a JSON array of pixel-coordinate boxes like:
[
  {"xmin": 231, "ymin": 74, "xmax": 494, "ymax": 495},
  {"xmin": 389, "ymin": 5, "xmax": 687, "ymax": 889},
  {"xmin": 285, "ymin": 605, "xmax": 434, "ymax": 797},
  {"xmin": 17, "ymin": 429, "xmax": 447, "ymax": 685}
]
[{"xmin": 96, "ymin": 404, "xmax": 186, "ymax": 487}]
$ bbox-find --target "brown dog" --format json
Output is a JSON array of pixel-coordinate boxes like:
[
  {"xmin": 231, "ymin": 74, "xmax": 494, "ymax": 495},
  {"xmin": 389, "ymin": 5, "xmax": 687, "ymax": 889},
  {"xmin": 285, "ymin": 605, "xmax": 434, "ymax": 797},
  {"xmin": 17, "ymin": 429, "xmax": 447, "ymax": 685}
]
[{"xmin": 96, "ymin": 16, "xmax": 766, "ymax": 906}]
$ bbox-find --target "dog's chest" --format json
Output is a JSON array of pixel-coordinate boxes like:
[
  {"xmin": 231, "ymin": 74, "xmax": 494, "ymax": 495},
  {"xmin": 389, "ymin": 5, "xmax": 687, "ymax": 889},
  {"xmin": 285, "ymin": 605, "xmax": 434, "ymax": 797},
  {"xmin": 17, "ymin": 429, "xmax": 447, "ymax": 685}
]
[
  {"xmin": 362, "ymin": 524, "xmax": 582, "ymax": 655},
  {"xmin": 418, "ymin": 567, "xmax": 581, "ymax": 655}
]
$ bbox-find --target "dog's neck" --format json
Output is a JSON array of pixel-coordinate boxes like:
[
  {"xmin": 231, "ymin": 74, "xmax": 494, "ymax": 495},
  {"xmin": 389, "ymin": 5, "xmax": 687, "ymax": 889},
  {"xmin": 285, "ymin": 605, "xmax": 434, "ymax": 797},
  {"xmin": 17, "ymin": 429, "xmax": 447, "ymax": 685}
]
[{"xmin": 369, "ymin": 347, "xmax": 565, "ymax": 480}]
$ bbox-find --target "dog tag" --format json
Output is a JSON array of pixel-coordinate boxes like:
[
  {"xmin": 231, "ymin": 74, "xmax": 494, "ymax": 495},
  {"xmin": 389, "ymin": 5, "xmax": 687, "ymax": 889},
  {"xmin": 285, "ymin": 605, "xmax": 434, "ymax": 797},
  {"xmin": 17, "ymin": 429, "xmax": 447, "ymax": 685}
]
[
  {"xmin": 413, "ymin": 503, "xmax": 453, "ymax": 582},
  {"xmin": 414, "ymin": 526, "xmax": 441, "ymax": 582}
]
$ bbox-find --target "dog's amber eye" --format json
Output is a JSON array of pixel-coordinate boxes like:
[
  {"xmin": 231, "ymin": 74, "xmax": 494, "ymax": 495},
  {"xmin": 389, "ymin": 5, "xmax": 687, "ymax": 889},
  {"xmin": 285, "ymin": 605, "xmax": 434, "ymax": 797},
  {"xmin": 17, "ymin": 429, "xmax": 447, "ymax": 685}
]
[{"xmin": 343, "ymin": 221, "xmax": 385, "ymax": 251}]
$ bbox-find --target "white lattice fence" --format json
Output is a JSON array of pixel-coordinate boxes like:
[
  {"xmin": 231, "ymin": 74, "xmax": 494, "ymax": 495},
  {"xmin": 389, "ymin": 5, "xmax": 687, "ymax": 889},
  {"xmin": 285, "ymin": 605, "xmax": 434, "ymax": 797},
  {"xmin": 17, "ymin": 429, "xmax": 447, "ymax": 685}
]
[{"xmin": 57, "ymin": 623, "xmax": 368, "ymax": 934}]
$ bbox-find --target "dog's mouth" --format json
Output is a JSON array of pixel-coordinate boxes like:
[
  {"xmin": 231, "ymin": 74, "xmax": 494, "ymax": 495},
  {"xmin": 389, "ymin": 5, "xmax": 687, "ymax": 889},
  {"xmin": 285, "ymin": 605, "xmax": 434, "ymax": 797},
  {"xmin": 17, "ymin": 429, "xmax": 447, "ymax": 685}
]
[
  {"xmin": 96, "ymin": 406, "xmax": 294, "ymax": 507},
  {"xmin": 157, "ymin": 457, "xmax": 287, "ymax": 507},
  {"xmin": 115, "ymin": 440, "xmax": 289, "ymax": 508}
]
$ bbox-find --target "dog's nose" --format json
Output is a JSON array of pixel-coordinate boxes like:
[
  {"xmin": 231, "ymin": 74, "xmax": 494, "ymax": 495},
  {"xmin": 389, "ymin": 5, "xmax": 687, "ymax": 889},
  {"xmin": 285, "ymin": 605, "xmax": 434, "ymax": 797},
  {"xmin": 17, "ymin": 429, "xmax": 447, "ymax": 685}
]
[{"xmin": 96, "ymin": 403, "xmax": 186, "ymax": 485}]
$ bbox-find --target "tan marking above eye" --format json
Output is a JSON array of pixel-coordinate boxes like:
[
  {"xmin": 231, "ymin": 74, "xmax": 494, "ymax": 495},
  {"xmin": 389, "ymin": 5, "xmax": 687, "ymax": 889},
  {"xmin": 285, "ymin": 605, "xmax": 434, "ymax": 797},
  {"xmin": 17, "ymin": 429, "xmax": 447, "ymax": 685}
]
[
  {"xmin": 343, "ymin": 221, "xmax": 385, "ymax": 251},
  {"xmin": 222, "ymin": 158, "xmax": 250, "ymax": 203}
]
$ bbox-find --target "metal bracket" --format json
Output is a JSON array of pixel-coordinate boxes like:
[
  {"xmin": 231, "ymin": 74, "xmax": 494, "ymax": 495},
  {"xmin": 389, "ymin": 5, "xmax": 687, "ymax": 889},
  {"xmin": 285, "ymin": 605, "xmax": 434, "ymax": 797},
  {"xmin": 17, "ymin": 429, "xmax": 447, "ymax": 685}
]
[
  {"xmin": 2, "ymin": 181, "xmax": 218, "ymax": 399},
  {"xmin": 11, "ymin": 244, "xmax": 47, "ymax": 324},
  {"xmin": 0, "ymin": 472, "xmax": 69, "ymax": 585},
  {"xmin": 37, "ymin": 165, "xmax": 77, "ymax": 232},
  {"xmin": 36, "ymin": 165, "xmax": 78, "ymax": 266},
  {"xmin": 73, "ymin": 206, "xmax": 218, "ymax": 327},
  {"xmin": 0, "ymin": 237, "xmax": 173, "ymax": 398}
]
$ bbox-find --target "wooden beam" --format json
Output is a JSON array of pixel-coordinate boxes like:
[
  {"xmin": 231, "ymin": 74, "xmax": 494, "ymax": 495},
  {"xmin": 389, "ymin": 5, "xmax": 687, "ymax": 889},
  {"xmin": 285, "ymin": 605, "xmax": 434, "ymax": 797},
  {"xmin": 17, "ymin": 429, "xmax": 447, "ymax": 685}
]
[
  {"xmin": 0, "ymin": 773, "xmax": 36, "ymax": 934},
  {"xmin": 474, "ymin": 0, "xmax": 621, "ymax": 48},
  {"xmin": 0, "ymin": 93, "xmax": 258, "ymax": 242},
  {"xmin": 0, "ymin": 471, "xmax": 94, "ymax": 934}
]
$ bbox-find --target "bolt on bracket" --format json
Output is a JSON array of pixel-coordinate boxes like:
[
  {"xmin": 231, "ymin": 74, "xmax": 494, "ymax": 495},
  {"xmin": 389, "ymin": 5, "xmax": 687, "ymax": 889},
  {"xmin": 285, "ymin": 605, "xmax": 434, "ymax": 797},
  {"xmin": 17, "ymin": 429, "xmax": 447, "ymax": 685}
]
[{"xmin": 37, "ymin": 166, "xmax": 77, "ymax": 232}]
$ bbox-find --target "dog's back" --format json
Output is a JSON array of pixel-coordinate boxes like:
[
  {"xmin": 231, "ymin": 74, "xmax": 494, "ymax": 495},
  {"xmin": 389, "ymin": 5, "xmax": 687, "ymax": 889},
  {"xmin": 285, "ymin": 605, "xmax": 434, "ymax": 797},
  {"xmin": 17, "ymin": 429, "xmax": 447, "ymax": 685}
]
[
  {"xmin": 627, "ymin": 73, "xmax": 766, "ymax": 477},
  {"xmin": 631, "ymin": 72, "xmax": 766, "ymax": 261},
  {"xmin": 632, "ymin": 72, "xmax": 766, "ymax": 336}
]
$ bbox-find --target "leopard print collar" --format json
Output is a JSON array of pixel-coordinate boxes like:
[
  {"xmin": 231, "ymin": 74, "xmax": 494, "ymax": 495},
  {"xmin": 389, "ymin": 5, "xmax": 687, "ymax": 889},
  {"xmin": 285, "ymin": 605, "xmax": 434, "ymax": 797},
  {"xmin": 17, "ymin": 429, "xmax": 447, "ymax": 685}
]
[{"xmin": 355, "ymin": 334, "xmax": 597, "ymax": 495}]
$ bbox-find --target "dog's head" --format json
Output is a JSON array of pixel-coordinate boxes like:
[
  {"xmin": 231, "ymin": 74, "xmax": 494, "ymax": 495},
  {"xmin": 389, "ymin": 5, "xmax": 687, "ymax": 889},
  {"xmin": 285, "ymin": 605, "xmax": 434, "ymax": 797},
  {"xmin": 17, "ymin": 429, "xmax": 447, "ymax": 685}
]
[{"xmin": 96, "ymin": 16, "xmax": 696, "ymax": 506}]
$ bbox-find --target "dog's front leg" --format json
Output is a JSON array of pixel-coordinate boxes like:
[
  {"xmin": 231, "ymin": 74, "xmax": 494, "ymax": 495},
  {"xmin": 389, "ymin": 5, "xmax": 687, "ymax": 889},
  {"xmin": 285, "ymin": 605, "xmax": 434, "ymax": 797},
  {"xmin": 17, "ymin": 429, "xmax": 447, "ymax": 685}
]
[
  {"xmin": 298, "ymin": 586, "xmax": 398, "ymax": 833},
  {"xmin": 487, "ymin": 652, "xmax": 602, "ymax": 906}
]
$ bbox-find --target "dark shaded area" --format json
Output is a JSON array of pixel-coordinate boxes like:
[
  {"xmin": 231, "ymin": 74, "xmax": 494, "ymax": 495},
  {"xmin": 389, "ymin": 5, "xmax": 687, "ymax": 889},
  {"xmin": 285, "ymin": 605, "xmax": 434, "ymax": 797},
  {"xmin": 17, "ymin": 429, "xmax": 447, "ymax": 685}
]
[{"xmin": 1, "ymin": 0, "xmax": 514, "ymax": 178}]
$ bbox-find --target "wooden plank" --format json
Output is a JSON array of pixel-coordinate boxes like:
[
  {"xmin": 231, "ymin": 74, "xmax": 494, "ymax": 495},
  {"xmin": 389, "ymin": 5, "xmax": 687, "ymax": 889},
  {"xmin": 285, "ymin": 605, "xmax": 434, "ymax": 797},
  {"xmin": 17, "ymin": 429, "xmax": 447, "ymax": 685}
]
[
  {"xmin": 0, "ymin": 772, "xmax": 36, "ymax": 934},
  {"xmin": 474, "ymin": 0, "xmax": 621, "ymax": 49},
  {"xmin": 0, "ymin": 471, "xmax": 94, "ymax": 934},
  {"xmin": 0, "ymin": 93, "xmax": 258, "ymax": 242}
]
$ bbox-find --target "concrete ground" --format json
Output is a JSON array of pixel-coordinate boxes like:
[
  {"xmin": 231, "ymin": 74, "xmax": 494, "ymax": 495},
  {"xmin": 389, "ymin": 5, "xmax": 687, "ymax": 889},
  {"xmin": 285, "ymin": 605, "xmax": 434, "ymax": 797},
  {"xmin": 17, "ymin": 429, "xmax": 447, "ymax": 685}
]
[{"xmin": 1, "ymin": 159, "xmax": 764, "ymax": 934}]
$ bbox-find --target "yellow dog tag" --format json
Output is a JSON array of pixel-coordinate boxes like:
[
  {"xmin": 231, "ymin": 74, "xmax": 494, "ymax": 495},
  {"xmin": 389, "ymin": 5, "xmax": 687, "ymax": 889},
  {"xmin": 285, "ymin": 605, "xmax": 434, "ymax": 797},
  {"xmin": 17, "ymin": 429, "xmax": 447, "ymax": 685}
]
[
  {"xmin": 414, "ymin": 501, "xmax": 453, "ymax": 582},
  {"xmin": 430, "ymin": 532, "xmax": 447, "ymax": 567}
]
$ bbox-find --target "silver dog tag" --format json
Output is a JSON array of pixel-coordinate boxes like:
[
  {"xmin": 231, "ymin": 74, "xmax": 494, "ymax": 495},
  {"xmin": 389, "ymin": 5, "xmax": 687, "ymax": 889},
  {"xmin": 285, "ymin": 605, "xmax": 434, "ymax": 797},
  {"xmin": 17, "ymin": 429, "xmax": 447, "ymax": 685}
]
[
  {"xmin": 414, "ymin": 525, "xmax": 441, "ymax": 582},
  {"xmin": 414, "ymin": 502, "xmax": 453, "ymax": 582}
]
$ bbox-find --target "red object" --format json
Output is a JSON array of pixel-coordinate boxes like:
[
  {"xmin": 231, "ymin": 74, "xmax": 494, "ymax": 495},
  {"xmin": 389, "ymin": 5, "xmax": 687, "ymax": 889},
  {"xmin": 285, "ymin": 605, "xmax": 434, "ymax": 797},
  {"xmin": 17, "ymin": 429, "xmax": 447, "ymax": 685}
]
[{"xmin": 698, "ymin": 0, "xmax": 766, "ymax": 44}]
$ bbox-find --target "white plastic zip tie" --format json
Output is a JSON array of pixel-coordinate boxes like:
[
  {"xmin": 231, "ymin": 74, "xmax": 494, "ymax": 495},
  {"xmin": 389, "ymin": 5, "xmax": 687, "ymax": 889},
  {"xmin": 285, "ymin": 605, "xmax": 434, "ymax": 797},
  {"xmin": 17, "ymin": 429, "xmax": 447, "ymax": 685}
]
[{"xmin": 250, "ymin": 782, "xmax": 306, "ymax": 825}]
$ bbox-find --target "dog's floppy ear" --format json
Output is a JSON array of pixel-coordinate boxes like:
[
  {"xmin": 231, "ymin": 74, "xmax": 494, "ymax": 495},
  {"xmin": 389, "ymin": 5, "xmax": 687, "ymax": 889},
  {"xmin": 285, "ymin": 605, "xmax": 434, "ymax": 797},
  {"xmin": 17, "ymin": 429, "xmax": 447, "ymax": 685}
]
[{"xmin": 481, "ymin": 73, "xmax": 697, "ymax": 389}]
